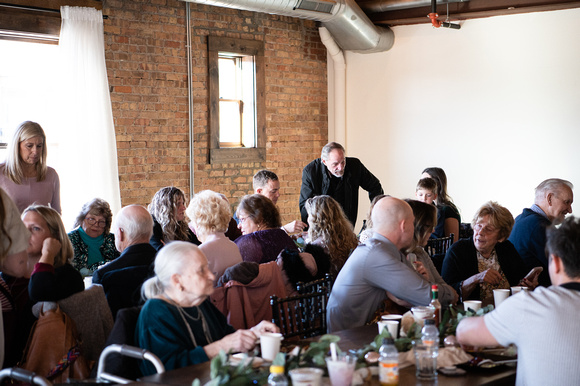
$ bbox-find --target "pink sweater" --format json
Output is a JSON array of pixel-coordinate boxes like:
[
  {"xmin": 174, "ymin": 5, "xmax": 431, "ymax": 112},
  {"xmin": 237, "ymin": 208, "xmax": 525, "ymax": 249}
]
[{"xmin": 0, "ymin": 164, "xmax": 61, "ymax": 213}]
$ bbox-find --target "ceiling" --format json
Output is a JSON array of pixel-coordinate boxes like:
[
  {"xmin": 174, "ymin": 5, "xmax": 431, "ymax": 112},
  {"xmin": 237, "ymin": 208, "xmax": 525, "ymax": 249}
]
[{"xmin": 353, "ymin": 0, "xmax": 580, "ymax": 26}]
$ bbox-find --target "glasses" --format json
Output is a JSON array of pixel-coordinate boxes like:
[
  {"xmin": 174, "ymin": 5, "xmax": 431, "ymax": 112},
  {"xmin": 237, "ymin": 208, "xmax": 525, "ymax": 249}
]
[
  {"xmin": 85, "ymin": 217, "xmax": 106, "ymax": 227},
  {"xmin": 238, "ymin": 215, "xmax": 252, "ymax": 223}
]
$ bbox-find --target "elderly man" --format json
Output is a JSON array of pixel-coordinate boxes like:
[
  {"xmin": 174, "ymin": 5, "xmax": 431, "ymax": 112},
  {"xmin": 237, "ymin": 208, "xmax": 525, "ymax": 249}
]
[
  {"xmin": 252, "ymin": 169, "xmax": 307, "ymax": 234},
  {"xmin": 509, "ymin": 178, "xmax": 574, "ymax": 286},
  {"xmin": 92, "ymin": 205, "xmax": 156, "ymax": 284},
  {"xmin": 299, "ymin": 142, "xmax": 383, "ymax": 226},
  {"xmin": 457, "ymin": 216, "xmax": 580, "ymax": 386},
  {"xmin": 326, "ymin": 197, "xmax": 455, "ymax": 332}
]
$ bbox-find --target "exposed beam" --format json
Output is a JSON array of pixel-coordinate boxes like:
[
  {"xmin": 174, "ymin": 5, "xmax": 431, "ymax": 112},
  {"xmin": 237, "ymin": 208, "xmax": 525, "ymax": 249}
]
[{"xmin": 359, "ymin": 0, "xmax": 580, "ymax": 25}]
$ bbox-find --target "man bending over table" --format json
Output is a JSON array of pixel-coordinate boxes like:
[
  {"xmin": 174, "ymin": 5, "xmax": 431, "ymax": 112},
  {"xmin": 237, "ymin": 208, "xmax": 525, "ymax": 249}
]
[
  {"xmin": 457, "ymin": 216, "xmax": 580, "ymax": 386},
  {"xmin": 326, "ymin": 197, "xmax": 455, "ymax": 332}
]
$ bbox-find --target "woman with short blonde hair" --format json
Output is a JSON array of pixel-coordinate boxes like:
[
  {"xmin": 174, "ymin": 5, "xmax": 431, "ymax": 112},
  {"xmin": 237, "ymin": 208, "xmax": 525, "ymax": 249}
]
[
  {"xmin": 0, "ymin": 121, "xmax": 61, "ymax": 213},
  {"xmin": 187, "ymin": 190, "xmax": 242, "ymax": 284}
]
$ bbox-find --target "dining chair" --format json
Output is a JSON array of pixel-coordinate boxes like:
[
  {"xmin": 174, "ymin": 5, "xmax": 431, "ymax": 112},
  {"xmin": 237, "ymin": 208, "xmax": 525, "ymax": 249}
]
[
  {"xmin": 425, "ymin": 234, "xmax": 454, "ymax": 274},
  {"xmin": 270, "ymin": 286, "xmax": 329, "ymax": 339},
  {"xmin": 296, "ymin": 273, "xmax": 333, "ymax": 296}
]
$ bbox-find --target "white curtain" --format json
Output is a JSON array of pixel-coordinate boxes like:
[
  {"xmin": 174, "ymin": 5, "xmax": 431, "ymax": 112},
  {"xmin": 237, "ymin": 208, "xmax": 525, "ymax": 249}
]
[{"xmin": 57, "ymin": 6, "xmax": 121, "ymax": 228}]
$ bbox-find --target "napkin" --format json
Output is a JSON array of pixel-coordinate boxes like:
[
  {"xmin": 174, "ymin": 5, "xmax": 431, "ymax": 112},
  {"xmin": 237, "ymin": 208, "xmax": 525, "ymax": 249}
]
[{"xmin": 398, "ymin": 347, "xmax": 473, "ymax": 369}]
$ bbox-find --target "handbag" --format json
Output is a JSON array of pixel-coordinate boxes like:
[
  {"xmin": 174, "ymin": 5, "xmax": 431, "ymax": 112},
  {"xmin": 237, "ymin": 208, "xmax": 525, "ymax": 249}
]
[{"xmin": 18, "ymin": 304, "xmax": 91, "ymax": 383}]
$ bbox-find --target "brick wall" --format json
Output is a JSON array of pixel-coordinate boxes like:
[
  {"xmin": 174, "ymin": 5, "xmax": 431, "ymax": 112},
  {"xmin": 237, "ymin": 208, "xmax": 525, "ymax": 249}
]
[{"xmin": 103, "ymin": 0, "xmax": 327, "ymax": 223}]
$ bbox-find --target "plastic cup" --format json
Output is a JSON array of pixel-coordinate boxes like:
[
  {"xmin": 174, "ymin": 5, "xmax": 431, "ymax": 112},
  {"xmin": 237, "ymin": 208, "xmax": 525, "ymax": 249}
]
[
  {"xmin": 288, "ymin": 367, "xmax": 324, "ymax": 386},
  {"xmin": 325, "ymin": 354, "xmax": 357, "ymax": 386},
  {"xmin": 493, "ymin": 289, "xmax": 510, "ymax": 307},
  {"xmin": 260, "ymin": 332, "xmax": 283, "ymax": 361},
  {"xmin": 463, "ymin": 300, "xmax": 482, "ymax": 312},
  {"xmin": 413, "ymin": 341, "xmax": 438, "ymax": 380}
]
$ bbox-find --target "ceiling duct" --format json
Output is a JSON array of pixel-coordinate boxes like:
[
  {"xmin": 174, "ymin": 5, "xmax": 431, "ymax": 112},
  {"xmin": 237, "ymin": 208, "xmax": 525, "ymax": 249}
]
[{"xmin": 180, "ymin": 0, "xmax": 395, "ymax": 53}]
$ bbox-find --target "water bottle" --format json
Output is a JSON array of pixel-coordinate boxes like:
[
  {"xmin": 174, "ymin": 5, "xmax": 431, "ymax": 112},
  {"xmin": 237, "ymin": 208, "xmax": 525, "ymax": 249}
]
[
  {"xmin": 379, "ymin": 337, "xmax": 399, "ymax": 385},
  {"xmin": 421, "ymin": 318, "xmax": 439, "ymax": 347},
  {"xmin": 268, "ymin": 365, "xmax": 288, "ymax": 386},
  {"xmin": 417, "ymin": 319, "xmax": 439, "ymax": 380}
]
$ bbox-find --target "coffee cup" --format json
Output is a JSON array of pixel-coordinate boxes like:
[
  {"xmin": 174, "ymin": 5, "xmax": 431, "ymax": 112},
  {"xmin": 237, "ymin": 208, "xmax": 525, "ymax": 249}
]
[{"xmin": 260, "ymin": 332, "xmax": 283, "ymax": 361}]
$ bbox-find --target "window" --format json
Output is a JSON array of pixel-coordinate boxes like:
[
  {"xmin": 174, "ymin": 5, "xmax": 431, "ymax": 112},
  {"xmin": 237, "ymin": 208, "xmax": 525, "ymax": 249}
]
[{"xmin": 208, "ymin": 36, "xmax": 265, "ymax": 163}]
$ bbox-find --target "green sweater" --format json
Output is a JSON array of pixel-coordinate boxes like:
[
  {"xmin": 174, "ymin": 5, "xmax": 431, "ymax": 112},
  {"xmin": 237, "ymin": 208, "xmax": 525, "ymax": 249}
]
[{"xmin": 136, "ymin": 298, "xmax": 236, "ymax": 376}]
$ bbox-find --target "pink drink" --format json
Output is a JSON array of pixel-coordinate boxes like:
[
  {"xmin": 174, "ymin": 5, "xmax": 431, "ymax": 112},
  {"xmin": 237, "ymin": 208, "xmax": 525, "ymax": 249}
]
[{"xmin": 325, "ymin": 356, "xmax": 357, "ymax": 386}]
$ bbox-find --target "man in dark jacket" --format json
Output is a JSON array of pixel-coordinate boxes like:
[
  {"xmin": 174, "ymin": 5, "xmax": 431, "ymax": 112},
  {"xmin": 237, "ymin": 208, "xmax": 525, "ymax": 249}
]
[
  {"xmin": 92, "ymin": 205, "xmax": 156, "ymax": 284},
  {"xmin": 509, "ymin": 178, "xmax": 573, "ymax": 286},
  {"xmin": 299, "ymin": 142, "xmax": 383, "ymax": 226}
]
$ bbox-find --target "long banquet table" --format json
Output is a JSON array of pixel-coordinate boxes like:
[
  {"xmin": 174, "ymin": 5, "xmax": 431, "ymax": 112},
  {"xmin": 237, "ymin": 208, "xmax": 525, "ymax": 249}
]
[{"xmin": 140, "ymin": 324, "xmax": 516, "ymax": 385}]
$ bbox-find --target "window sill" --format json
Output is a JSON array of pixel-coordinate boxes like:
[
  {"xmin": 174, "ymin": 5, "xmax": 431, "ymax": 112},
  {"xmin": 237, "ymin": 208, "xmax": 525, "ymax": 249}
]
[{"xmin": 209, "ymin": 147, "xmax": 265, "ymax": 164}]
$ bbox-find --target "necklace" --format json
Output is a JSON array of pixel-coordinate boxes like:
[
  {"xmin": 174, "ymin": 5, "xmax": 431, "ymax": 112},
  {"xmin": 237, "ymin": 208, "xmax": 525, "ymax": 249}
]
[{"xmin": 162, "ymin": 294, "xmax": 213, "ymax": 346}]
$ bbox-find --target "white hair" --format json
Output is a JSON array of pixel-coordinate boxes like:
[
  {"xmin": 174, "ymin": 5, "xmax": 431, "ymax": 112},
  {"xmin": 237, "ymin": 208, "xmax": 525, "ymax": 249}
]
[
  {"xmin": 535, "ymin": 178, "xmax": 574, "ymax": 203},
  {"xmin": 141, "ymin": 241, "xmax": 200, "ymax": 300}
]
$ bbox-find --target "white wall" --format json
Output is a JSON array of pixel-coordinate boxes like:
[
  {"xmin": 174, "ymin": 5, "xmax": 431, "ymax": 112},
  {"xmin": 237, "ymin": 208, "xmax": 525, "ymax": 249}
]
[{"xmin": 342, "ymin": 8, "xmax": 580, "ymax": 231}]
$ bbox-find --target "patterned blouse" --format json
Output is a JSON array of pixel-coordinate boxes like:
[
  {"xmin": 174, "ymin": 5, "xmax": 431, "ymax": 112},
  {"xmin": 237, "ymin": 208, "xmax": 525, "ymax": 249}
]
[
  {"xmin": 477, "ymin": 248, "xmax": 510, "ymax": 302},
  {"xmin": 68, "ymin": 229, "xmax": 120, "ymax": 276}
]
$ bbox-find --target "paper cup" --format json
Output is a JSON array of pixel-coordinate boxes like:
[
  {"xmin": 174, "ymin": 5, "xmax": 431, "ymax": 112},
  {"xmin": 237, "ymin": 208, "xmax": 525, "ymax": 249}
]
[
  {"xmin": 463, "ymin": 300, "xmax": 482, "ymax": 312},
  {"xmin": 493, "ymin": 289, "xmax": 510, "ymax": 307},
  {"xmin": 260, "ymin": 332, "xmax": 283, "ymax": 361}
]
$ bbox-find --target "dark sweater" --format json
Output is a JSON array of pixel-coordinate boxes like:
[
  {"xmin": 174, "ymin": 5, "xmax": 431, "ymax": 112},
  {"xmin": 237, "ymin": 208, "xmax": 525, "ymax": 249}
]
[
  {"xmin": 441, "ymin": 238, "xmax": 527, "ymax": 301},
  {"xmin": 299, "ymin": 157, "xmax": 383, "ymax": 226},
  {"xmin": 508, "ymin": 208, "xmax": 552, "ymax": 286}
]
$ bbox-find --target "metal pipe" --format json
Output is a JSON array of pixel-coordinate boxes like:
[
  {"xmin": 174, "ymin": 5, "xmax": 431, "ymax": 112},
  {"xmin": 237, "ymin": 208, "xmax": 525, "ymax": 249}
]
[{"xmin": 186, "ymin": 2, "xmax": 195, "ymax": 197}]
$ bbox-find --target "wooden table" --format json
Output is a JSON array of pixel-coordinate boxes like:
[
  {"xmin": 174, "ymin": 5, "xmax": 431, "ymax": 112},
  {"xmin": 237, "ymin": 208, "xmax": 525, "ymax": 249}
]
[{"xmin": 141, "ymin": 324, "xmax": 516, "ymax": 385}]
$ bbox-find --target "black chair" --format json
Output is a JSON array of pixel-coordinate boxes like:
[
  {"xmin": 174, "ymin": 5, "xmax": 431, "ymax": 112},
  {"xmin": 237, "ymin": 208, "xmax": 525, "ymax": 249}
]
[
  {"xmin": 296, "ymin": 273, "xmax": 333, "ymax": 296},
  {"xmin": 425, "ymin": 234, "xmax": 454, "ymax": 274},
  {"xmin": 270, "ymin": 287, "xmax": 329, "ymax": 340}
]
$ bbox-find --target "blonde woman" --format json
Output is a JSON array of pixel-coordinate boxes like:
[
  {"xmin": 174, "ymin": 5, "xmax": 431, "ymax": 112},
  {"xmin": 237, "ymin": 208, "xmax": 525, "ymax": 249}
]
[
  {"xmin": 187, "ymin": 190, "xmax": 242, "ymax": 284},
  {"xmin": 22, "ymin": 205, "xmax": 84, "ymax": 302},
  {"xmin": 0, "ymin": 121, "xmax": 60, "ymax": 213},
  {"xmin": 148, "ymin": 187, "xmax": 200, "ymax": 251},
  {"xmin": 305, "ymin": 195, "xmax": 358, "ymax": 277}
]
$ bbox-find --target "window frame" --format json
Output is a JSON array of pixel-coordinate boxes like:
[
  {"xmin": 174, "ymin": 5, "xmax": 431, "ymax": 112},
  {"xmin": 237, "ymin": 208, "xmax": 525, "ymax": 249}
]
[{"xmin": 208, "ymin": 35, "xmax": 266, "ymax": 164}]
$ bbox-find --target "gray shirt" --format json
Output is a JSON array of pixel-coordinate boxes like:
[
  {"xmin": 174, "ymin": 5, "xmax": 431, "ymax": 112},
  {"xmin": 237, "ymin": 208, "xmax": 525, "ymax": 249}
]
[
  {"xmin": 327, "ymin": 233, "xmax": 449, "ymax": 332},
  {"xmin": 485, "ymin": 284, "xmax": 580, "ymax": 386}
]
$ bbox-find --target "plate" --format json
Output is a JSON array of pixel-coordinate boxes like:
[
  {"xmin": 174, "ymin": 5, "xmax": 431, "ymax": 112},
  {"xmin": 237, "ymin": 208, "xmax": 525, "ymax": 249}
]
[{"xmin": 229, "ymin": 353, "xmax": 265, "ymax": 368}]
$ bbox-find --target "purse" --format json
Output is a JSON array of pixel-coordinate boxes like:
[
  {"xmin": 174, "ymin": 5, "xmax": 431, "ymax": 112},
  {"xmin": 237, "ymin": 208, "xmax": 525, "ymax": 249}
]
[{"xmin": 18, "ymin": 304, "xmax": 91, "ymax": 383}]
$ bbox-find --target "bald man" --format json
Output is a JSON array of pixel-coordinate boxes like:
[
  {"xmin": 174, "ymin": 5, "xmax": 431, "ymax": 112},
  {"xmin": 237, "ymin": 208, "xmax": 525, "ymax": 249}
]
[
  {"xmin": 92, "ymin": 205, "xmax": 156, "ymax": 284},
  {"xmin": 326, "ymin": 197, "xmax": 455, "ymax": 332}
]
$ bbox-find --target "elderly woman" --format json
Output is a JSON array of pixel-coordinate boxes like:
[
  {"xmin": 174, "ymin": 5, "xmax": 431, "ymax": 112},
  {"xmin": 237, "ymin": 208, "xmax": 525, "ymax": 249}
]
[
  {"xmin": 405, "ymin": 199, "xmax": 458, "ymax": 305},
  {"xmin": 441, "ymin": 201, "xmax": 534, "ymax": 302},
  {"xmin": 0, "ymin": 121, "xmax": 60, "ymax": 213},
  {"xmin": 23, "ymin": 205, "xmax": 84, "ymax": 303},
  {"xmin": 234, "ymin": 194, "xmax": 298, "ymax": 264},
  {"xmin": 136, "ymin": 241, "xmax": 278, "ymax": 375},
  {"xmin": 422, "ymin": 167, "xmax": 461, "ymax": 242},
  {"xmin": 68, "ymin": 198, "xmax": 119, "ymax": 276},
  {"xmin": 304, "ymin": 195, "xmax": 358, "ymax": 277},
  {"xmin": 187, "ymin": 190, "xmax": 242, "ymax": 284},
  {"xmin": 149, "ymin": 187, "xmax": 200, "ymax": 251}
]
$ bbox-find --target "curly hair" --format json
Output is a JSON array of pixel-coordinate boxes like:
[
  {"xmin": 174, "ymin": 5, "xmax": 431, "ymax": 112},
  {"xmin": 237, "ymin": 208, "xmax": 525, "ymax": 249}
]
[
  {"xmin": 148, "ymin": 187, "xmax": 190, "ymax": 242},
  {"xmin": 3, "ymin": 121, "xmax": 48, "ymax": 184},
  {"xmin": 73, "ymin": 198, "xmax": 113, "ymax": 235},
  {"xmin": 305, "ymin": 195, "xmax": 358, "ymax": 276},
  {"xmin": 236, "ymin": 194, "xmax": 281, "ymax": 229},
  {"xmin": 187, "ymin": 190, "xmax": 231, "ymax": 235},
  {"xmin": 472, "ymin": 201, "xmax": 514, "ymax": 241},
  {"xmin": 22, "ymin": 205, "xmax": 74, "ymax": 267},
  {"xmin": 404, "ymin": 199, "xmax": 437, "ymax": 253}
]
